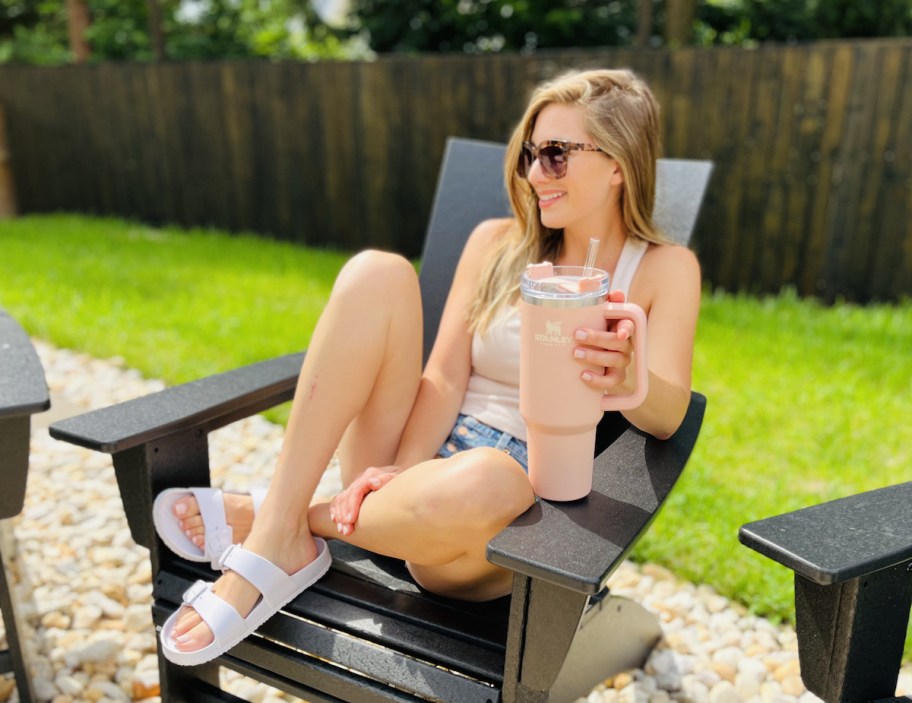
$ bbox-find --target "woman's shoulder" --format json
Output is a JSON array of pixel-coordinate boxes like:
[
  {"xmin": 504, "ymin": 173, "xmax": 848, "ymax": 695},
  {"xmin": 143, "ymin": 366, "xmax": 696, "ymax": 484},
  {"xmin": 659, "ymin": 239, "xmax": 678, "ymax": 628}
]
[
  {"xmin": 634, "ymin": 241, "xmax": 701, "ymax": 304},
  {"xmin": 462, "ymin": 217, "xmax": 516, "ymax": 256},
  {"xmin": 642, "ymin": 240, "xmax": 700, "ymax": 275},
  {"xmin": 470, "ymin": 217, "xmax": 515, "ymax": 243}
]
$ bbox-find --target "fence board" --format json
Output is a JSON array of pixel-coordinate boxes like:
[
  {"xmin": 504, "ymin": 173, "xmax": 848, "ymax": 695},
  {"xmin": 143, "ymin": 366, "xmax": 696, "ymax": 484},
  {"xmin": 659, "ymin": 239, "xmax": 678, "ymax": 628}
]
[
  {"xmin": 828, "ymin": 44, "xmax": 879, "ymax": 301},
  {"xmin": 803, "ymin": 45, "xmax": 851, "ymax": 296},
  {"xmin": 789, "ymin": 46, "xmax": 828, "ymax": 294},
  {"xmin": 0, "ymin": 40, "xmax": 909, "ymax": 300},
  {"xmin": 856, "ymin": 45, "xmax": 904, "ymax": 301},
  {"xmin": 872, "ymin": 47, "xmax": 912, "ymax": 300}
]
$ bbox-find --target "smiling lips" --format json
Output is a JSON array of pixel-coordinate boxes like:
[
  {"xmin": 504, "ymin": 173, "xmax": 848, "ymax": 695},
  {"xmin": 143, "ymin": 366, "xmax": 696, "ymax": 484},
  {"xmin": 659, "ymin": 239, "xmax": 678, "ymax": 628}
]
[{"xmin": 538, "ymin": 192, "xmax": 565, "ymax": 208}]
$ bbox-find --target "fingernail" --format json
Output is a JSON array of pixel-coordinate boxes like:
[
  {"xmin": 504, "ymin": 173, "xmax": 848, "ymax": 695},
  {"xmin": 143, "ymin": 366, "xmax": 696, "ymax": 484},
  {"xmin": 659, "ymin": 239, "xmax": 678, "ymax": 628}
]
[
  {"xmin": 329, "ymin": 508, "xmax": 335, "ymax": 521},
  {"xmin": 582, "ymin": 372, "xmax": 593, "ymax": 382},
  {"xmin": 575, "ymin": 330, "xmax": 588, "ymax": 341},
  {"xmin": 573, "ymin": 349, "xmax": 585, "ymax": 359},
  {"xmin": 369, "ymin": 477, "xmax": 381, "ymax": 487},
  {"xmin": 345, "ymin": 513, "xmax": 353, "ymax": 523},
  {"xmin": 343, "ymin": 525, "xmax": 352, "ymax": 536},
  {"xmin": 336, "ymin": 523, "xmax": 344, "ymax": 534}
]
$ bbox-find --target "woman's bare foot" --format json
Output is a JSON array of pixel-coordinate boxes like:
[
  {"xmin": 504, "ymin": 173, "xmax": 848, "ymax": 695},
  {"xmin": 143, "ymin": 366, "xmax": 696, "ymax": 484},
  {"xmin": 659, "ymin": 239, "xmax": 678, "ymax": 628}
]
[
  {"xmin": 168, "ymin": 524, "xmax": 320, "ymax": 653},
  {"xmin": 172, "ymin": 493, "xmax": 256, "ymax": 551}
]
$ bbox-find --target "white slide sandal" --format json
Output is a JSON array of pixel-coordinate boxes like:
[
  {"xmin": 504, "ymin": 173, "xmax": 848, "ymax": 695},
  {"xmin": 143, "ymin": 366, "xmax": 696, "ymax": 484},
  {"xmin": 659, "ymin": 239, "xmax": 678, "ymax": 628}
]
[
  {"xmin": 159, "ymin": 538, "xmax": 332, "ymax": 667},
  {"xmin": 153, "ymin": 487, "xmax": 268, "ymax": 568}
]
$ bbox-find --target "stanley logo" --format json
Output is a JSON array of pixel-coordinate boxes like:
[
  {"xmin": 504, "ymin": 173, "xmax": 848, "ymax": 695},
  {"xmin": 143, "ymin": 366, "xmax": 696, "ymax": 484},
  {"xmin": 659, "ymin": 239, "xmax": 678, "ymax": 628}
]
[{"xmin": 534, "ymin": 320, "xmax": 573, "ymax": 345}]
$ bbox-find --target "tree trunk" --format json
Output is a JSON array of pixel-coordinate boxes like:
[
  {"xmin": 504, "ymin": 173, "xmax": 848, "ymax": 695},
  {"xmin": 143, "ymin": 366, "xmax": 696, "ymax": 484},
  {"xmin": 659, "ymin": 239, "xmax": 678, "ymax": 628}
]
[
  {"xmin": 146, "ymin": 0, "xmax": 167, "ymax": 61},
  {"xmin": 0, "ymin": 106, "xmax": 18, "ymax": 219},
  {"xmin": 665, "ymin": 0, "xmax": 696, "ymax": 47},
  {"xmin": 637, "ymin": 0, "xmax": 653, "ymax": 47},
  {"xmin": 65, "ymin": 0, "xmax": 92, "ymax": 63}
]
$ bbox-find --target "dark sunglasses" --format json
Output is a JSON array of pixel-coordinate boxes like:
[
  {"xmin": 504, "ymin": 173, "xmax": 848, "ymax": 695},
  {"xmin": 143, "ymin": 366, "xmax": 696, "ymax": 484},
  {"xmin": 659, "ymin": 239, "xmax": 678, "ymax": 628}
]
[{"xmin": 517, "ymin": 139, "xmax": 606, "ymax": 179}]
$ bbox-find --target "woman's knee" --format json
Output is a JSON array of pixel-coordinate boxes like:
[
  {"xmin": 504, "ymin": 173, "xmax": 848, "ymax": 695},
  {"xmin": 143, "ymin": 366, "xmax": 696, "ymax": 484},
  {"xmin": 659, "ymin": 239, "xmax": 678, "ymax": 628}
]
[
  {"xmin": 417, "ymin": 448, "xmax": 534, "ymax": 529},
  {"xmin": 335, "ymin": 250, "xmax": 419, "ymax": 300}
]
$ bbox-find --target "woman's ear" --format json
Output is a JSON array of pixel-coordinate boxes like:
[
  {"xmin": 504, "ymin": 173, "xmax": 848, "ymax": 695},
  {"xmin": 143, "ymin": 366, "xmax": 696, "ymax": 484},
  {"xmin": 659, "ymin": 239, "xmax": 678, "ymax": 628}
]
[{"xmin": 610, "ymin": 164, "xmax": 624, "ymax": 187}]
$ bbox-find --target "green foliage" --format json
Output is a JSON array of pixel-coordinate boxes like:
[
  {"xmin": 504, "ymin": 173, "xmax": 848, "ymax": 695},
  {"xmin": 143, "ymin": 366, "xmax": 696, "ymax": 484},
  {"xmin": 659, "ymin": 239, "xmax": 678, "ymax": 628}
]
[
  {"xmin": 0, "ymin": 0, "xmax": 370, "ymax": 64},
  {"xmin": 3, "ymin": 0, "xmax": 910, "ymax": 61},
  {"xmin": 814, "ymin": 0, "xmax": 912, "ymax": 39},
  {"xmin": 696, "ymin": 0, "xmax": 912, "ymax": 46},
  {"xmin": 0, "ymin": 0, "xmax": 70, "ymax": 63},
  {"xmin": 334, "ymin": 0, "xmax": 641, "ymax": 53}
]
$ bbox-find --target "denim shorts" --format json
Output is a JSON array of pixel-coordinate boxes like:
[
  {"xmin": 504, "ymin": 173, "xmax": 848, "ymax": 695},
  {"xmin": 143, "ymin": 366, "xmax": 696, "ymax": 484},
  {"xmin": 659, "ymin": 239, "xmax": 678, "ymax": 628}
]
[{"xmin": 437, "ymin": 414, "xmax": 529, "ymax": 472}]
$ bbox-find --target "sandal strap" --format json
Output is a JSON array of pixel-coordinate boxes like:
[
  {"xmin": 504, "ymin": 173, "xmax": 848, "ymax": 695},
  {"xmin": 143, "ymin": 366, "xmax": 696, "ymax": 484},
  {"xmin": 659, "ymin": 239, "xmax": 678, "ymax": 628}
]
[
  {"xmin": 251, "ymin": 487, "xmax": 268, "ymax": 514},
  {"xmin": 217, "ymin": 544, "xmax": 289, "ymax": 607},
  {"xmin": 191, "ymin": 488, "xmax": 233, "ymax": 568},
  {"xmin": 181, "ymin": 579, "xmax": 244, "ymax": 637}
]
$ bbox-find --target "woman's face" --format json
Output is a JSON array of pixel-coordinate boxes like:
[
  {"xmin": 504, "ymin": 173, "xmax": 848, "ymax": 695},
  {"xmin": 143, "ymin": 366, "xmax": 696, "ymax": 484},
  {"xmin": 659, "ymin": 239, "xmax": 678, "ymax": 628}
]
[{"xmin": 527, "ymin": 103, "xmax": 621, "ymax": 240}]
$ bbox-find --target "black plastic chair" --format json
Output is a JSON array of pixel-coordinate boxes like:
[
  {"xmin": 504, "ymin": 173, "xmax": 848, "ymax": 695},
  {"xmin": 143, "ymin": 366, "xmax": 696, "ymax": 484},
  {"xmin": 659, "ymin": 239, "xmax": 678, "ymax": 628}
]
[
  {"xmin": 51, "ymin": 138, "xmax": 713, "ymax": 703},
  {"xmin": 740, "ymin": 482, "xmax": 912, "ymax": 703},
  {"xmin": 1, "ymin": 309, "xmax": 50, "ymax": 703}
]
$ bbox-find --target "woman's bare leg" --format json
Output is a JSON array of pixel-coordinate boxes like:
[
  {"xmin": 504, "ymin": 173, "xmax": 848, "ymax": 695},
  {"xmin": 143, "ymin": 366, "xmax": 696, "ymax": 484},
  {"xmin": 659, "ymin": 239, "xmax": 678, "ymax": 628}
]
[
  {"xmin": 170, "ymin": 250, "xmax": 423, "ymax": 651},
  {"xmin": 310, "ymin": 447, "xmax": 536, "ymax": 601}
]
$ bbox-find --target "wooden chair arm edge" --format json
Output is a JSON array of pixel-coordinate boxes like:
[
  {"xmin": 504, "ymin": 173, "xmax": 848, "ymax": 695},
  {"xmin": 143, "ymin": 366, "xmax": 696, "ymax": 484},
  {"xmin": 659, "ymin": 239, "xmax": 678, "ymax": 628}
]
[
  {"xmin": 0, "ymin": 309, "xmax": 50, "ymax": 418},
  {"xmin": 738, "ymin": 480, "xmax": 912, "ymax": 586},
  {"xmin": 49, "ymin": 352, "xmax": 305, "ymax": 454}
]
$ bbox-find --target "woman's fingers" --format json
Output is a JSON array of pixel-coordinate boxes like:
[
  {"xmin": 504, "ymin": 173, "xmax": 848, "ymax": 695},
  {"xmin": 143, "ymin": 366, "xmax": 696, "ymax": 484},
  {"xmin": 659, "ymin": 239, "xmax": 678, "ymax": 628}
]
[
  {"xmin": 330, "ymin": 467, "xmax": 399, "ymax": 536},
  {"xmin": 574, "ymin": 321, "xmax": 634, "ymax": 393}
]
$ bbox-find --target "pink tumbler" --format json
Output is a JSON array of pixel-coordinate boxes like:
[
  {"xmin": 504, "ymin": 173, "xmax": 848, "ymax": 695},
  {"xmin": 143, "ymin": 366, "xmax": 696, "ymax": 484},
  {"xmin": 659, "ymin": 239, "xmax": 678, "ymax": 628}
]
[{"xmin": 519, "ymin": 263, "xmax": 648, "ymax": 501}]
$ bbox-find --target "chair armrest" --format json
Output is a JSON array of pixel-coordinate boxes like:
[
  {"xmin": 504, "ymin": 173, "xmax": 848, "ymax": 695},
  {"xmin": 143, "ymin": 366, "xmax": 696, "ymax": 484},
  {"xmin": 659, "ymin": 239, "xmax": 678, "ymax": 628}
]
[
  {"xmin": 739, "ymin": 481, "xmax": 912, "ymax": 585},
  {"xmin": 488, "ymin": 393, "xmax": 706, "ymax": 595},
  {"xmin": 0, "ymin": 309, "xmax": 50, "ymax": 419},
  {"xmin": 49, "ymin": 353, "xmax": 304, "ymax": 453},
  {"xmin": 1, "ymin": 309, "xmax": 51, "ymax": 518}
]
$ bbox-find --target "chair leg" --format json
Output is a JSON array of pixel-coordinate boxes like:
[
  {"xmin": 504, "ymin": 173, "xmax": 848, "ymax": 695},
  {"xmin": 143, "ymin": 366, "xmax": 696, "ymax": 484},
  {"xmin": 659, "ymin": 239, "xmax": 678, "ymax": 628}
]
[
  {"xmin": 0, "ymin": 531, "xmax": 35, "ymax": 703},
  {"xmin": 794, "ymin": 561, "xmax": 912, "ymax": 703},
  {"xmin": 549, "ymin": 594, "xmax": 662, "ymax": 703},
  {"xmin": 158, "ymin": 649, "xmax": 221, "ymax": 703}
]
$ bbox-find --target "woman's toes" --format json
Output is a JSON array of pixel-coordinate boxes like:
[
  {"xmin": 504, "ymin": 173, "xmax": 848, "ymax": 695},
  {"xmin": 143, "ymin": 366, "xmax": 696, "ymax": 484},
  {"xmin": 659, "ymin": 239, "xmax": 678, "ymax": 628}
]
[
  {"xmin": 173, "ymin": 496, "xmax": 200, "ymax": 519},
  {"xmin": 174, "ymin": 621, "xmax": 215, "ymax": 651},
  {"xmin": 172, "ymin": 606, "xmax": 203, "ymax": 636}
]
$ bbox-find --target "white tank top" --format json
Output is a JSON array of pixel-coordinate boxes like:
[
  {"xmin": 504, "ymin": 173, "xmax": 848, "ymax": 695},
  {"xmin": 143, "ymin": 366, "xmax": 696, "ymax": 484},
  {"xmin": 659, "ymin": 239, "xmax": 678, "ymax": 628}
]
[{"xmin": 458, "ymin": 237, "xmax": 649, "ymax": 441}]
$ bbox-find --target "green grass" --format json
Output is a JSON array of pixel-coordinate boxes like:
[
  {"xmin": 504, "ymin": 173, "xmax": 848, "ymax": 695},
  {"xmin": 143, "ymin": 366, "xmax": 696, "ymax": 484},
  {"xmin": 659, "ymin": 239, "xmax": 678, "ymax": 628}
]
[
  {"xmin": 0, "ymin": 214, "xmax": 351, "ymax": 424},
  {"xmin": 638, "ymin": 290, "xmax": 912, "ymax": 625},
  {"xmin": 3, "ymin": 214, "xmax": 911, "ymax": 645}
]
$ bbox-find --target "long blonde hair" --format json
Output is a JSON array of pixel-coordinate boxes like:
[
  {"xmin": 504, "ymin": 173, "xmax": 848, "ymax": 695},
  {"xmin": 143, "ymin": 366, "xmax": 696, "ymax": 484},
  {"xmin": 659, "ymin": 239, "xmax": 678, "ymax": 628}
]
[{"xmin": 468, "ymin": 68, "xmax": 666, "ymax": 333}]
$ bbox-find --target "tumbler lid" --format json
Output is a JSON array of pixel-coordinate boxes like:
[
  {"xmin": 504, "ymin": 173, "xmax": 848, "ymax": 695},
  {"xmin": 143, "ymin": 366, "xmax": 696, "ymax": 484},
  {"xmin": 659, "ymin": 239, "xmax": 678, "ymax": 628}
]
[{"xmin": 520, "ymin": 265, "xmax": 609, "ymax": 307}]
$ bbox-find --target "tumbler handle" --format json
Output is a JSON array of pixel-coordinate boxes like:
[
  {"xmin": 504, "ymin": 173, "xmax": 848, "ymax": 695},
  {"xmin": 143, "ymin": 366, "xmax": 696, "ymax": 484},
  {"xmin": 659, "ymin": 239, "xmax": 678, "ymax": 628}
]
[{"xmin": 600, "ymin": 302, "xmax": 648, "ymax": 411}]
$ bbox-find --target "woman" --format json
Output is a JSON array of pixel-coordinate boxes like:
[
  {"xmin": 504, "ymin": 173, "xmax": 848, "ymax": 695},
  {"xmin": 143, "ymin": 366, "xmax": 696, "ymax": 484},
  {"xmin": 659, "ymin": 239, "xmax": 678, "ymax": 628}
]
[{"xmin": 154, "ymin": 68, "xmax": 701, "ymax": 666}]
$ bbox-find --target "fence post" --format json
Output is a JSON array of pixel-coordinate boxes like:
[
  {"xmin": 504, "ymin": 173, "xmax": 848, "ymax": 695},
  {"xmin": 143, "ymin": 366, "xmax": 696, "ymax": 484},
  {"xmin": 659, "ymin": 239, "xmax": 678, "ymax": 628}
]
[{"xmin": 0, "ymin": 105, "xmax": 17, "ymax": 219}]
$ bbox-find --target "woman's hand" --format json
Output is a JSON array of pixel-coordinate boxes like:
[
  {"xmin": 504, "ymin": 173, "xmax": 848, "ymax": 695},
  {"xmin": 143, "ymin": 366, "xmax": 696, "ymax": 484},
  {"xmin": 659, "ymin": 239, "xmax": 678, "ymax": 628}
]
[
  {"xmin": 573, "ymin": 289, "xmax": 637, "ymax": 395},
  {"xmin": 329, "ymin": 465, "xmax": 401, "ymax": 536}
]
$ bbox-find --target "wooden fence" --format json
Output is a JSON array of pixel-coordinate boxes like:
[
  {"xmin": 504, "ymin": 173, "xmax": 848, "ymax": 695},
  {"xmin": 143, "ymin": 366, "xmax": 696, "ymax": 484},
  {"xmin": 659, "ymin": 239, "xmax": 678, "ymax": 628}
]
[{"xmin": 0, "ymin": 39, "xmax": 909, "ymax": 301}]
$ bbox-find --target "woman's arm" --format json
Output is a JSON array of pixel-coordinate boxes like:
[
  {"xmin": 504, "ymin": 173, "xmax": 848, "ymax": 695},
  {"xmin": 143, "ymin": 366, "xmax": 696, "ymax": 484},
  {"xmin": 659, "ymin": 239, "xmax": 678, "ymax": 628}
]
[
  {"xmin": 622, "ymin": 244, "xmax": 701, "ymax": 438},
  {"xmin": 576, "ymin": 243, "xmax": 701, "ymax": 439},
  {"xmin": 393, "ymin": 217, "xmax": 515, "ymax": 467}
]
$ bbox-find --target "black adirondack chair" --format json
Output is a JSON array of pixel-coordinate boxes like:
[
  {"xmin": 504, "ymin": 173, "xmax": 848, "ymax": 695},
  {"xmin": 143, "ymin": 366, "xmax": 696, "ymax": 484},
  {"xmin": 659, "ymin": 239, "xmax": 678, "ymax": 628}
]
[
  {"xmin": 740, "ymin": 482, "xmax": 912, "ymax": 703},
  {"xmin": 1, "ymin": 309, "xmax": 51, "ymax": 703},
  {"xmin": 50, "ymin": 137, "xmax": 712, "ymax": 703}
]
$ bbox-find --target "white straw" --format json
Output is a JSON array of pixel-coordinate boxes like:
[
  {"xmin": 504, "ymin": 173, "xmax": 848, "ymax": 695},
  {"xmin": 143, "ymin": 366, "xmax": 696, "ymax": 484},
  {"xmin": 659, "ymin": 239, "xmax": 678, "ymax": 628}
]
[{"xmin": 583, "ymin": 237, "xmax": 599, "ymax": 276}]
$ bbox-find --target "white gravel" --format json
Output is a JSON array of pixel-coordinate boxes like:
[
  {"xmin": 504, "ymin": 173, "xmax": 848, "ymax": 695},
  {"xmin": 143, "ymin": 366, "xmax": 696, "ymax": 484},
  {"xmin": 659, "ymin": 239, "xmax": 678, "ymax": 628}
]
[{"xmin": 1, "ymin": 340, "xmax": 909, "ymax": 703}]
